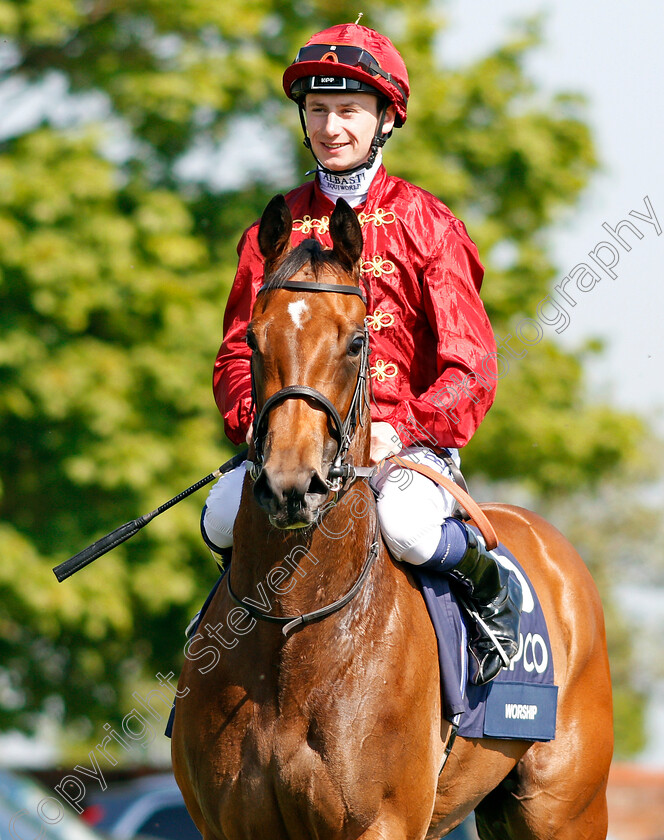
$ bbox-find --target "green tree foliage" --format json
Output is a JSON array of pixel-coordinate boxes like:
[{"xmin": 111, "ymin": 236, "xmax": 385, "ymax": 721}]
[{"xmin": 0, "ymin": 0, "xmax": 648, "ymax": 754}]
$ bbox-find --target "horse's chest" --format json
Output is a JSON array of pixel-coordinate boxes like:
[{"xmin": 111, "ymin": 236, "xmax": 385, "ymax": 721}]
[
  {"xmin": 212, "ymin": 677, "xmax": 390, "ymax": 835},
  {"xmin": 214, "ymin": 709, "xmax": 356, "ymax": 837},
  {"xmin": 187, "ymin": 592, "xmax": 440, "ymax": 837}
]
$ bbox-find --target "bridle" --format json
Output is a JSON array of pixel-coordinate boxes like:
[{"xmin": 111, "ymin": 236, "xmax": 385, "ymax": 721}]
[
  {"xmin": 247, "ymin": 279, "xmax": 371, "ymax": 493},
  {"xmin": 229, "ymin": 276, "xmax": 380, "ymax": 636}
]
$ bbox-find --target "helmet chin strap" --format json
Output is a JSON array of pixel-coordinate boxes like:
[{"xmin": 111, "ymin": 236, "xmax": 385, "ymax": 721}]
[{"xmin": 299, "ymin": 102, "xmax": 391, "ymax": 178}]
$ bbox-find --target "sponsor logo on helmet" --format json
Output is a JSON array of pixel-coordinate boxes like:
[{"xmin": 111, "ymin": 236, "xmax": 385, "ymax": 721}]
[{"xmin": 311, "ymin": 76, "xmax": 348, "ymax": 90}]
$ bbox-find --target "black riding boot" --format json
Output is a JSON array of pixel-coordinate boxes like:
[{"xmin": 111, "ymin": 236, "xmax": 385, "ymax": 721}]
[{"xmin": 446, "ymin": 526, "xmax": 523, "ymax": 686}]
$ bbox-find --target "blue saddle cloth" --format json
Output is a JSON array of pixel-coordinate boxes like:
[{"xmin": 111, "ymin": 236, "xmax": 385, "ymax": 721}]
[{"xmin": 410, "ymin": 532, "xmax": 558, "ymax": 741}]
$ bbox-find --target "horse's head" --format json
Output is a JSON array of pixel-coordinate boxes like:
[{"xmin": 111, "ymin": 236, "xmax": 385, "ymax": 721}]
[{"xmin": 248, "ymin": 195, "xmax": 369, "ymax": 529}]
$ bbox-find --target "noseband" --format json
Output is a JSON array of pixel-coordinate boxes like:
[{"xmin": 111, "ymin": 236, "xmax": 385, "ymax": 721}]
[{"xmin": 248, "ymin": 279, "xmax": 370, "ymax": 492}]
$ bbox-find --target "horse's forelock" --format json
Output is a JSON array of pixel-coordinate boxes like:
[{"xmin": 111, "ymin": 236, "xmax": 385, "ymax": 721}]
[{"xmin": 264, "ymin": 238, "xmax": 344, "ymax": 289}]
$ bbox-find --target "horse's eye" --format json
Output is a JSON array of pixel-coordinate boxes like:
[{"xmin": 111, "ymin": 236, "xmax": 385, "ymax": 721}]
[
  {"xmin": 246, "ymin": 330, "xmax": 258, "ymax": 351},
  {"xmin": 347, "ymin": 336, "xmax": 365, "ymax": 357}
]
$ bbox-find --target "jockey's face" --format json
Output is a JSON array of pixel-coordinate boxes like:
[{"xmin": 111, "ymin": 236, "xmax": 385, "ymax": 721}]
[{"xmin": 304, "ymin": 92, "xmax": 396, "ymax": 171}]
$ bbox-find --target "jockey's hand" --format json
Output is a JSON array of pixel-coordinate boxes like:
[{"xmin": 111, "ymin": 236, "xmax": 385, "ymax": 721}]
[
  {"xmin": 369, "ymin": 422, "xmax": 401, "ymax": 465},
  {"xmin": 245, "ymin": 426, "xmax": 253, "ymax": 447}
]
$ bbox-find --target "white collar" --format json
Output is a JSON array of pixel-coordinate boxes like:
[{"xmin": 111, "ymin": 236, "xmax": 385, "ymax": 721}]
[{"xmin": 317, "ymin": 153, "xmax": 383, "ymax": 208}]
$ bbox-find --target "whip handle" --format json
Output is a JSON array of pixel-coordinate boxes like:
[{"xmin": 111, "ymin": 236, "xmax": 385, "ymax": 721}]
[
  {"xmin": 52, "ymin": 449, "xmax": 248, "ymax": 582},
  {"xmin": 53, "ymin": 517, "xmax": 149, "ymax": 582}
]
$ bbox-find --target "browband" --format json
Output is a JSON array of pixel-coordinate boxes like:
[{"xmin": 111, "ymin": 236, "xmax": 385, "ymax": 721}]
[{"xmin": 258, "ymin": 279, "xmax": 366, "ymax": 304}]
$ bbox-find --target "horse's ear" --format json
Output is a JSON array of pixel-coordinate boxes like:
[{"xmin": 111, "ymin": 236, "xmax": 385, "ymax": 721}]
[
  {"xmin": 330, "ymin": 198, "xmax": 363, "ymax": 271},
  {"xmin": 258, "ymin": 194, "xmax": 293, "ymax": 270}
]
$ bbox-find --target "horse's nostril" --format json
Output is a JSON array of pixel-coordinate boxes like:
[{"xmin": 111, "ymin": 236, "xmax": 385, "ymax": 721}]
[
  {"xmin": 253, "ymin": 468, "xmax": 329, "ymax": 516},
  {"xmin": 307, "ymin": 472, "xmax": 329, "ymax": 498},
  {"xmin": 253, "ymin": 471, "xmax": 279, "ymax": 508}
]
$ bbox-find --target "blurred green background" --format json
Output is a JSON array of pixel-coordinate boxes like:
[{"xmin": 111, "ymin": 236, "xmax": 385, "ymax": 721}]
[{"xmin": 0, "ymin": 0, "xmax": 661, "ymax": 764}]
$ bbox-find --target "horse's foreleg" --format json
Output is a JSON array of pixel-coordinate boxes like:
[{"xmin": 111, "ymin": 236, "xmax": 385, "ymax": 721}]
[
  {"xmin": 475, "ymin": 783, "xmax": 609, "ymax": 840},
  {"xmin": 172, "ymin": 729, "xmax": 227, "ymax": 840},
  {"xmin": 474, "ymin": 739, "xmax": 610, "ymax": 840}
]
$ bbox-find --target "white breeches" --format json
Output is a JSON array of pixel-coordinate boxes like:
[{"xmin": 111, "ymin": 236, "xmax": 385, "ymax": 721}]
[
  {"xmin": 202, "ymin": 463, "xmax": 246, "ymax": 551},
  {"xmin": 371, "ymin": 447, "xmax": 460, "ymax": 564},
  {"xmin": 201, "ymin": 446, "xmax": 460, "ymax": 566}
]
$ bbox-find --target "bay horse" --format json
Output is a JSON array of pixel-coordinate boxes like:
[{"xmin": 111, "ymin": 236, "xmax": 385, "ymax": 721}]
[{"xmin": 172, "ymin": 195, "xmax": 613, "ymax": 839}]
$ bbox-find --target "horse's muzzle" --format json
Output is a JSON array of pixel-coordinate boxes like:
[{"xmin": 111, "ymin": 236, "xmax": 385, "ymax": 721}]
[{"xmin": 253, "ymin": 466, "xmax": 330, "ymax": 529}]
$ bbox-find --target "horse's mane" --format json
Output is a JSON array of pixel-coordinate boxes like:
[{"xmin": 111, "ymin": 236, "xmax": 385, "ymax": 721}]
[{"xmin": 265, "ymin": 239, "xmax": 342, "ymax": 289}]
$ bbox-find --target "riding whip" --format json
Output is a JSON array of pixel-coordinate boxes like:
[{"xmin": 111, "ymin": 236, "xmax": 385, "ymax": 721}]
[{"xmin": 52, "ymin": 449, "xmax": 248, "ymax": 582}]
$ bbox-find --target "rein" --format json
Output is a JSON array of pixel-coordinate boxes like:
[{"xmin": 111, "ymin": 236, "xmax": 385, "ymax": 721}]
[{"xmin": 227, "ymin": 515, "xmax": 381, "ymax": 637}]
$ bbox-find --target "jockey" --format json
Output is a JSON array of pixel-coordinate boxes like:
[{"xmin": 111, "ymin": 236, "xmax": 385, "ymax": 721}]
[{"xmin": 202, "ymin": 22, "xmax": 522, "ymax": 686}]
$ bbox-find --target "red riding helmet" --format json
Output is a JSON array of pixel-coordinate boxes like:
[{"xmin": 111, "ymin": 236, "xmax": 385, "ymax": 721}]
[{"xmin": 283, "ymin": 23, "xmax": 410, "ymax": 127}]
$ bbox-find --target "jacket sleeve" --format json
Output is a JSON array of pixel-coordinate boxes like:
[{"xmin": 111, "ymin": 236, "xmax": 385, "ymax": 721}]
[
  {"xmin": 384, "ymin": 221, "xmax": 497, "ymax": 450},
  {"xmin": 213, "ymin": 226, "xmax": 263, "ymax": 445}
]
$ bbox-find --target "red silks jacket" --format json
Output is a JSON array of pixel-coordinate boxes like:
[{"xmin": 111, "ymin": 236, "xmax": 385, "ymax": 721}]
[{"xmin": 214, "ymin": 166, "xmax": 497, "ymax": 451}]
